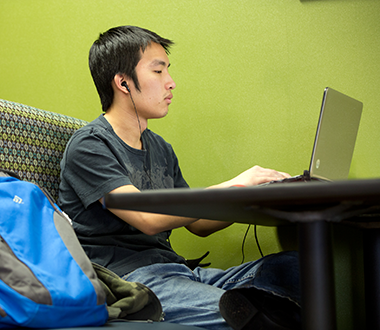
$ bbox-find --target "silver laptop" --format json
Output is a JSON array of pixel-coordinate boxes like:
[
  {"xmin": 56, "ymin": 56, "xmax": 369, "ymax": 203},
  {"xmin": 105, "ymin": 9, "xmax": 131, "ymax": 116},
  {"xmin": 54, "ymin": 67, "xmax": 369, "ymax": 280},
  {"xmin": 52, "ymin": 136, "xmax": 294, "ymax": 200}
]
[{"xmin": 270, "ymin": 87, "xmax": 363, "ymax": 184}]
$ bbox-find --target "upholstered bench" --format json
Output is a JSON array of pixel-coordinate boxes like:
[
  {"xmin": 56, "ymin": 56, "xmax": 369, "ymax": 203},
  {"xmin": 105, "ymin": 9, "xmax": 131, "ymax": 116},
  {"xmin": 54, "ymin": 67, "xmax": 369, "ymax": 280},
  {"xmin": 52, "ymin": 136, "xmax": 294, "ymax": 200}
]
[{"xmin": 0, "ymin": 99, "xmax": 204, "ymax": 330}]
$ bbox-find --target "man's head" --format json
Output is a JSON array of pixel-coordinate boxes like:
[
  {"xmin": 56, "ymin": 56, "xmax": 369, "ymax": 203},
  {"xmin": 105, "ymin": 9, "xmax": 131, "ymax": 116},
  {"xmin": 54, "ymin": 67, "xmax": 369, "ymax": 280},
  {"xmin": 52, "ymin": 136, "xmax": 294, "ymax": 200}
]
[{"xmin": 89, "ymin": 25, "xmax": 174, "ymax": 112}]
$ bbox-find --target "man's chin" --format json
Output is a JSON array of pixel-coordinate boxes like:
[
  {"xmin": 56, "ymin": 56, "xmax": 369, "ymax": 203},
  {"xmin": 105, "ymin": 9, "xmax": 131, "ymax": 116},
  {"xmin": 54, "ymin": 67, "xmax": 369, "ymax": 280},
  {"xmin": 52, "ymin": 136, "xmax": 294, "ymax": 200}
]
[{"xmin": 152, "ymin": 109, "xmax": 169, "ymax": 119}]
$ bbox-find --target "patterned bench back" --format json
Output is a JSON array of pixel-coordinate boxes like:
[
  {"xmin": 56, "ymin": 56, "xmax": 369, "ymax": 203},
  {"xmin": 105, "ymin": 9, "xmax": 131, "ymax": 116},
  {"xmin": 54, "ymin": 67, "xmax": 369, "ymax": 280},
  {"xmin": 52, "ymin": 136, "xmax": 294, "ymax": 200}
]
[{"xmin": 0, "ymin": 99, "xmax": 88, "ymax": 202}]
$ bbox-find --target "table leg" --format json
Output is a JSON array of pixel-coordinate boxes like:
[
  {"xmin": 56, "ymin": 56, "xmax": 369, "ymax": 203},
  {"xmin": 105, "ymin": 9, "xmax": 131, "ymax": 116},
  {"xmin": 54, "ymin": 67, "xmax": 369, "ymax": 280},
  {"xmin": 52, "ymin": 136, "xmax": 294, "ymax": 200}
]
[
  {"xmin": 298, "ymin": 221, "xmax": 337, "ymax": 330},
  {"xmin": 363, "ymin": 228, "xmax": 380, "ymax": 330}
]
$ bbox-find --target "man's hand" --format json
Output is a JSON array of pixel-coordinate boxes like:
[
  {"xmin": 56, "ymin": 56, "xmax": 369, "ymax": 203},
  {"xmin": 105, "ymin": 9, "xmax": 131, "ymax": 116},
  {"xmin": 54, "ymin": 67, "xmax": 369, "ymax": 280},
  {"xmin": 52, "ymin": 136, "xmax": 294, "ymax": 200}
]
[
  {"xmin": 210, "ymin": 165, "xmax": 291, "ymax": 188},
  {"xmin": 230, "ymin": 165, "xmax": 291, "ymax": 186}
]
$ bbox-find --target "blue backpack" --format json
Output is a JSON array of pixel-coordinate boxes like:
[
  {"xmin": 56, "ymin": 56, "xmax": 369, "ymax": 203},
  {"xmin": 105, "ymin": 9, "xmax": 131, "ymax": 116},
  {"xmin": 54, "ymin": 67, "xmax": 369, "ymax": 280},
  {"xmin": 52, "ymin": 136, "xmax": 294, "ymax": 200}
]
[{"xmin": 0, "ymin": 171, "xmax": 109, "ymax": 328}]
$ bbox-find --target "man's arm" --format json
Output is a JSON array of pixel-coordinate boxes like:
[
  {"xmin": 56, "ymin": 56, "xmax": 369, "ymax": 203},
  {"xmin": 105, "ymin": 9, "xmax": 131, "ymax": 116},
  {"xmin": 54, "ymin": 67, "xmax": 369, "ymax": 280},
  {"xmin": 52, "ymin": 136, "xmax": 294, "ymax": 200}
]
[
  {"xmin": 104, "ymin": 165, "xmax": 290, "ymax": 237},
  {"xmin": 103, "ymin": 184, "xmax": 200, "ymax": 236}
]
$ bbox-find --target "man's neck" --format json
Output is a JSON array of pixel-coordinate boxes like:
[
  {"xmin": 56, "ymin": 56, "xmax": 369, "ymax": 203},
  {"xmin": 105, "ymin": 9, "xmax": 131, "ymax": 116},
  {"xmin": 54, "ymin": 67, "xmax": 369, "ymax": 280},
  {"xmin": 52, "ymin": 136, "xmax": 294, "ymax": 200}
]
[{"xmin": 104, "ymin": 105, "xmax": 147, "ymax": 150}]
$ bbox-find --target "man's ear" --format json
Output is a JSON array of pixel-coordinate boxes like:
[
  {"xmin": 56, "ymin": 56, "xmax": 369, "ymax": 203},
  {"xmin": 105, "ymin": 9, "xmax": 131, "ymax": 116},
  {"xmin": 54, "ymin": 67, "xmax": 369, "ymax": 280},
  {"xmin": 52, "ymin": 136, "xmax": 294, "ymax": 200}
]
[{"xmin": 113, "ymin": 74, "xmax": 131, "ymax": 93}]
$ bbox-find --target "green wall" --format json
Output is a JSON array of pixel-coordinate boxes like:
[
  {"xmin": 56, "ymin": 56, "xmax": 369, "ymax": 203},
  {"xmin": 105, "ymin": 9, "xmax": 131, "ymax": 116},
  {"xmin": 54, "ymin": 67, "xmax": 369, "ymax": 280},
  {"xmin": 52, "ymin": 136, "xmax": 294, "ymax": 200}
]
[{"xmin": 1, "ymin": 1, "xmax": 379, "ymax": 328}]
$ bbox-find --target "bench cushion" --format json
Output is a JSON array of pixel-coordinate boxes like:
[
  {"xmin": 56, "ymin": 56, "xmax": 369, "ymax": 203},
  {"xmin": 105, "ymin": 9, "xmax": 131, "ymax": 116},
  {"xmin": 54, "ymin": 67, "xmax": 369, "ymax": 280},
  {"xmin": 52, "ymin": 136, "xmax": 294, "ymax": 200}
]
[{"xmin": 0, "ymin": 99, "xmax": 87, "ymax": 201}]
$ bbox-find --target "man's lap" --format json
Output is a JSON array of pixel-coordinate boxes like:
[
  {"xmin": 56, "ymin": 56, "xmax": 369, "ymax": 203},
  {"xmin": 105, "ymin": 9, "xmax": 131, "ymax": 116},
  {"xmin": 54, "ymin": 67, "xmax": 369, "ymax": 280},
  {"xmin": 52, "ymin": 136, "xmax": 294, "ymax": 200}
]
[{"xmin": 122, "ymin": 251, "xmax": 300, "ymax": 330}]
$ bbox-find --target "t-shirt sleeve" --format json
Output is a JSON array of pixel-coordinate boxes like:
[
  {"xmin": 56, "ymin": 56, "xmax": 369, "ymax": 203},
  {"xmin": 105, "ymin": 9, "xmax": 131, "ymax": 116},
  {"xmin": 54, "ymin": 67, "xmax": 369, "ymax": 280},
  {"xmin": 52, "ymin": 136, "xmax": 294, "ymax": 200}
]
[
  {"xmin": 61, "ymin": 131, "xmax": 132, "ymax": 208},
  {"xmin": 171, "ymin": 148, "xmax": 189, "ymax": 189}
]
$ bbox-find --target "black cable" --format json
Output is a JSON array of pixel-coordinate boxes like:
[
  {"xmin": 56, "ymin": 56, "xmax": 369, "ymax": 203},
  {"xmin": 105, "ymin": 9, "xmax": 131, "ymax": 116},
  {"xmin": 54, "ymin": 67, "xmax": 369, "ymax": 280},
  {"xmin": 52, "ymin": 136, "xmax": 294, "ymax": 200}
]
[
  {"xmin": 241, "ymin": 224, "xmax": 265, "ymax": 264},
  {"xmin": 254, "ymin": 225, "xmax": 264, "ymax": 258},
  {"xmin": 241, "ymin": 224, "xmax": 251, "ymax": 264},
  {"xmin": 128, "ymin": 92, "xmax": 142, "ymax": 138},
  {"xmin": 129, "ymin": 92, "xmax": 156, "ymax": 189}
]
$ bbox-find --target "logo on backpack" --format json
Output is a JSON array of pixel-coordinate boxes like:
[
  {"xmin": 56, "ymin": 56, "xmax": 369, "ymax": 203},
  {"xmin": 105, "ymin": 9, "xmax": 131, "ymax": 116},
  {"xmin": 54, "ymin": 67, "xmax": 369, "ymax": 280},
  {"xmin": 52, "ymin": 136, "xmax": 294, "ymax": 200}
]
[{"xmin": 13, "ymin": 195, "xmax": 23, "ymax": 204}]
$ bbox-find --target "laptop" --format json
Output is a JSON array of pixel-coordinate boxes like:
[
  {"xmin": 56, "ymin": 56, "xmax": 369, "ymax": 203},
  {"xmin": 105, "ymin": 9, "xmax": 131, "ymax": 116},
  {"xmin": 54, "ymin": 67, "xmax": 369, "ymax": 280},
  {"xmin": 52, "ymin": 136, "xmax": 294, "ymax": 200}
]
[{"xmin": 267, "ymin": 87, "xmax": 363, "ymax": 184}]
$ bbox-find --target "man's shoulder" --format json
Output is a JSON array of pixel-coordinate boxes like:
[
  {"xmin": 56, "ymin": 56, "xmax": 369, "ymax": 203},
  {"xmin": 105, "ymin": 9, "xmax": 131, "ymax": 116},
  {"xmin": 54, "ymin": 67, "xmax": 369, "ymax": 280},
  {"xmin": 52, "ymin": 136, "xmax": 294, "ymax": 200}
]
[
  {"xmin": 63, "ymin": 115, "xmax": 114, "ymax": 156},
  {"xmin": 70, "ymin": 115, "xmax": 112, "ymax": 141}
]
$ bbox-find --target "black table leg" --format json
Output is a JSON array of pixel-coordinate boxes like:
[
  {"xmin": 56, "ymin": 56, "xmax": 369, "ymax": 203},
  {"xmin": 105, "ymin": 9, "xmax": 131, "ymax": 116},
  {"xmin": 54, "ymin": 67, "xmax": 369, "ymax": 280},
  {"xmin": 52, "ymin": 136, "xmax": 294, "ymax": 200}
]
[
  {"xmin": 298, "ymin": 221, "xmax": 337, "ymax": 330},
  {"xmin": 363, "ymin": 228, "xmax": 380, "ymax": 330}
]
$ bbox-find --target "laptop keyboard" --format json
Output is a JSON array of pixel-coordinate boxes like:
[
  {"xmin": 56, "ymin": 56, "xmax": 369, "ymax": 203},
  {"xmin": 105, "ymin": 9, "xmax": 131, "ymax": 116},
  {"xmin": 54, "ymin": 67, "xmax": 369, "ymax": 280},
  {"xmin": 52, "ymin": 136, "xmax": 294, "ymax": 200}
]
[{"xmin": 259, "ymin": 174, "xmax": 306, "ymax": 186}]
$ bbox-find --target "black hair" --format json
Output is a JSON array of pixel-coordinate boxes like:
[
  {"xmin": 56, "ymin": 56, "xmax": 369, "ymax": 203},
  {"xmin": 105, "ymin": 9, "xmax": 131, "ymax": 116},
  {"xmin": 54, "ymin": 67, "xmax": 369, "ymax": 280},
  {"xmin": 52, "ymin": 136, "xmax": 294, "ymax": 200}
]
[{"xmin": 89, "ymin": 25, "xmax": 174, "ymax": 112}]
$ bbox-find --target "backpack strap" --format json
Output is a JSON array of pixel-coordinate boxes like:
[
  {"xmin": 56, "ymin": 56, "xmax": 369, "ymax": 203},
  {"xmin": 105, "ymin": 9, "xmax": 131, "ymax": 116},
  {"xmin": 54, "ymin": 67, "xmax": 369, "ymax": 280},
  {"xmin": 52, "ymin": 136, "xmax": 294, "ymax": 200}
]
[{"xmin": 0, "ymin": 169, "xmax": 21, "ymax": 180}]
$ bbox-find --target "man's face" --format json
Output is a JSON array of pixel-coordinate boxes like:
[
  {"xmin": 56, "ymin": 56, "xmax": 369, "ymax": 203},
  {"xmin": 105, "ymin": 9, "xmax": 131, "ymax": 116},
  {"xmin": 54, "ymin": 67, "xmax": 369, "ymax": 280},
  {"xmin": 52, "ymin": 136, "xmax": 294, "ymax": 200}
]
[{"xmin": 129, "ymin": 42, "xmax": 176, "ymax": 120}]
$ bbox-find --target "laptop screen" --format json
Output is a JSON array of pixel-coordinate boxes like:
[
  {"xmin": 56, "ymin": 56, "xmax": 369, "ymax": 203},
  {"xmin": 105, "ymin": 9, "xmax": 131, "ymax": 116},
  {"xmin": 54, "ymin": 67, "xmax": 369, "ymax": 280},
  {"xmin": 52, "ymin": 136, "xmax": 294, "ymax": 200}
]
[{"xmin": 309, "ymin": 87, "xmax": 363, "ymax": 181}]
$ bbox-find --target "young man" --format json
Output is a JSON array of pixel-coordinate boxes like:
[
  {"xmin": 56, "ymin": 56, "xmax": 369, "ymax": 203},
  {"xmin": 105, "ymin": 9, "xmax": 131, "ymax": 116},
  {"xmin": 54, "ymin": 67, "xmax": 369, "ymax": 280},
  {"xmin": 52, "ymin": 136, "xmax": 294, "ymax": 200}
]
[{"xmin": 58, "ymin": 26, "xmax": 301, "ymax": 330}]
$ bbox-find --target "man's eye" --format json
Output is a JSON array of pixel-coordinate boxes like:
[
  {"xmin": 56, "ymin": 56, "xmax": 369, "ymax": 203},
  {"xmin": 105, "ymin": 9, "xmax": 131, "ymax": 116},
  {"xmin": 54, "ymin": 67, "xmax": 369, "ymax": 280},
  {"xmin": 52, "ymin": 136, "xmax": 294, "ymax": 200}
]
[{"xmin": 155, "ymin": 70, "xmax": 162, "ymax": 74}]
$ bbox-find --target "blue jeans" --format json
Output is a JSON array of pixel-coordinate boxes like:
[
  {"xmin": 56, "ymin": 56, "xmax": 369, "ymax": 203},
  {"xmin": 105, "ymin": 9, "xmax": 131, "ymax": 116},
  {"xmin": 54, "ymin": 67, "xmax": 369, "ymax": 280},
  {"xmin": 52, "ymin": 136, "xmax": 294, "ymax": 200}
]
[{"xmin": 123, "ymin": 251, "xmax": 300, "ymax": 330}]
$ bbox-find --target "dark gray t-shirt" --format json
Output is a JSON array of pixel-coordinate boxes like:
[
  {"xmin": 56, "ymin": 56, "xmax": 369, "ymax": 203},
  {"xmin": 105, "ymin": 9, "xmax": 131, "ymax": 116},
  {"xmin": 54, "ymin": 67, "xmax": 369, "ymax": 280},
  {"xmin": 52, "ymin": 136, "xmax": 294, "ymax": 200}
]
[{"xmin": 58, "ymin": 115, "xmax": 189, "ymax": 276}]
